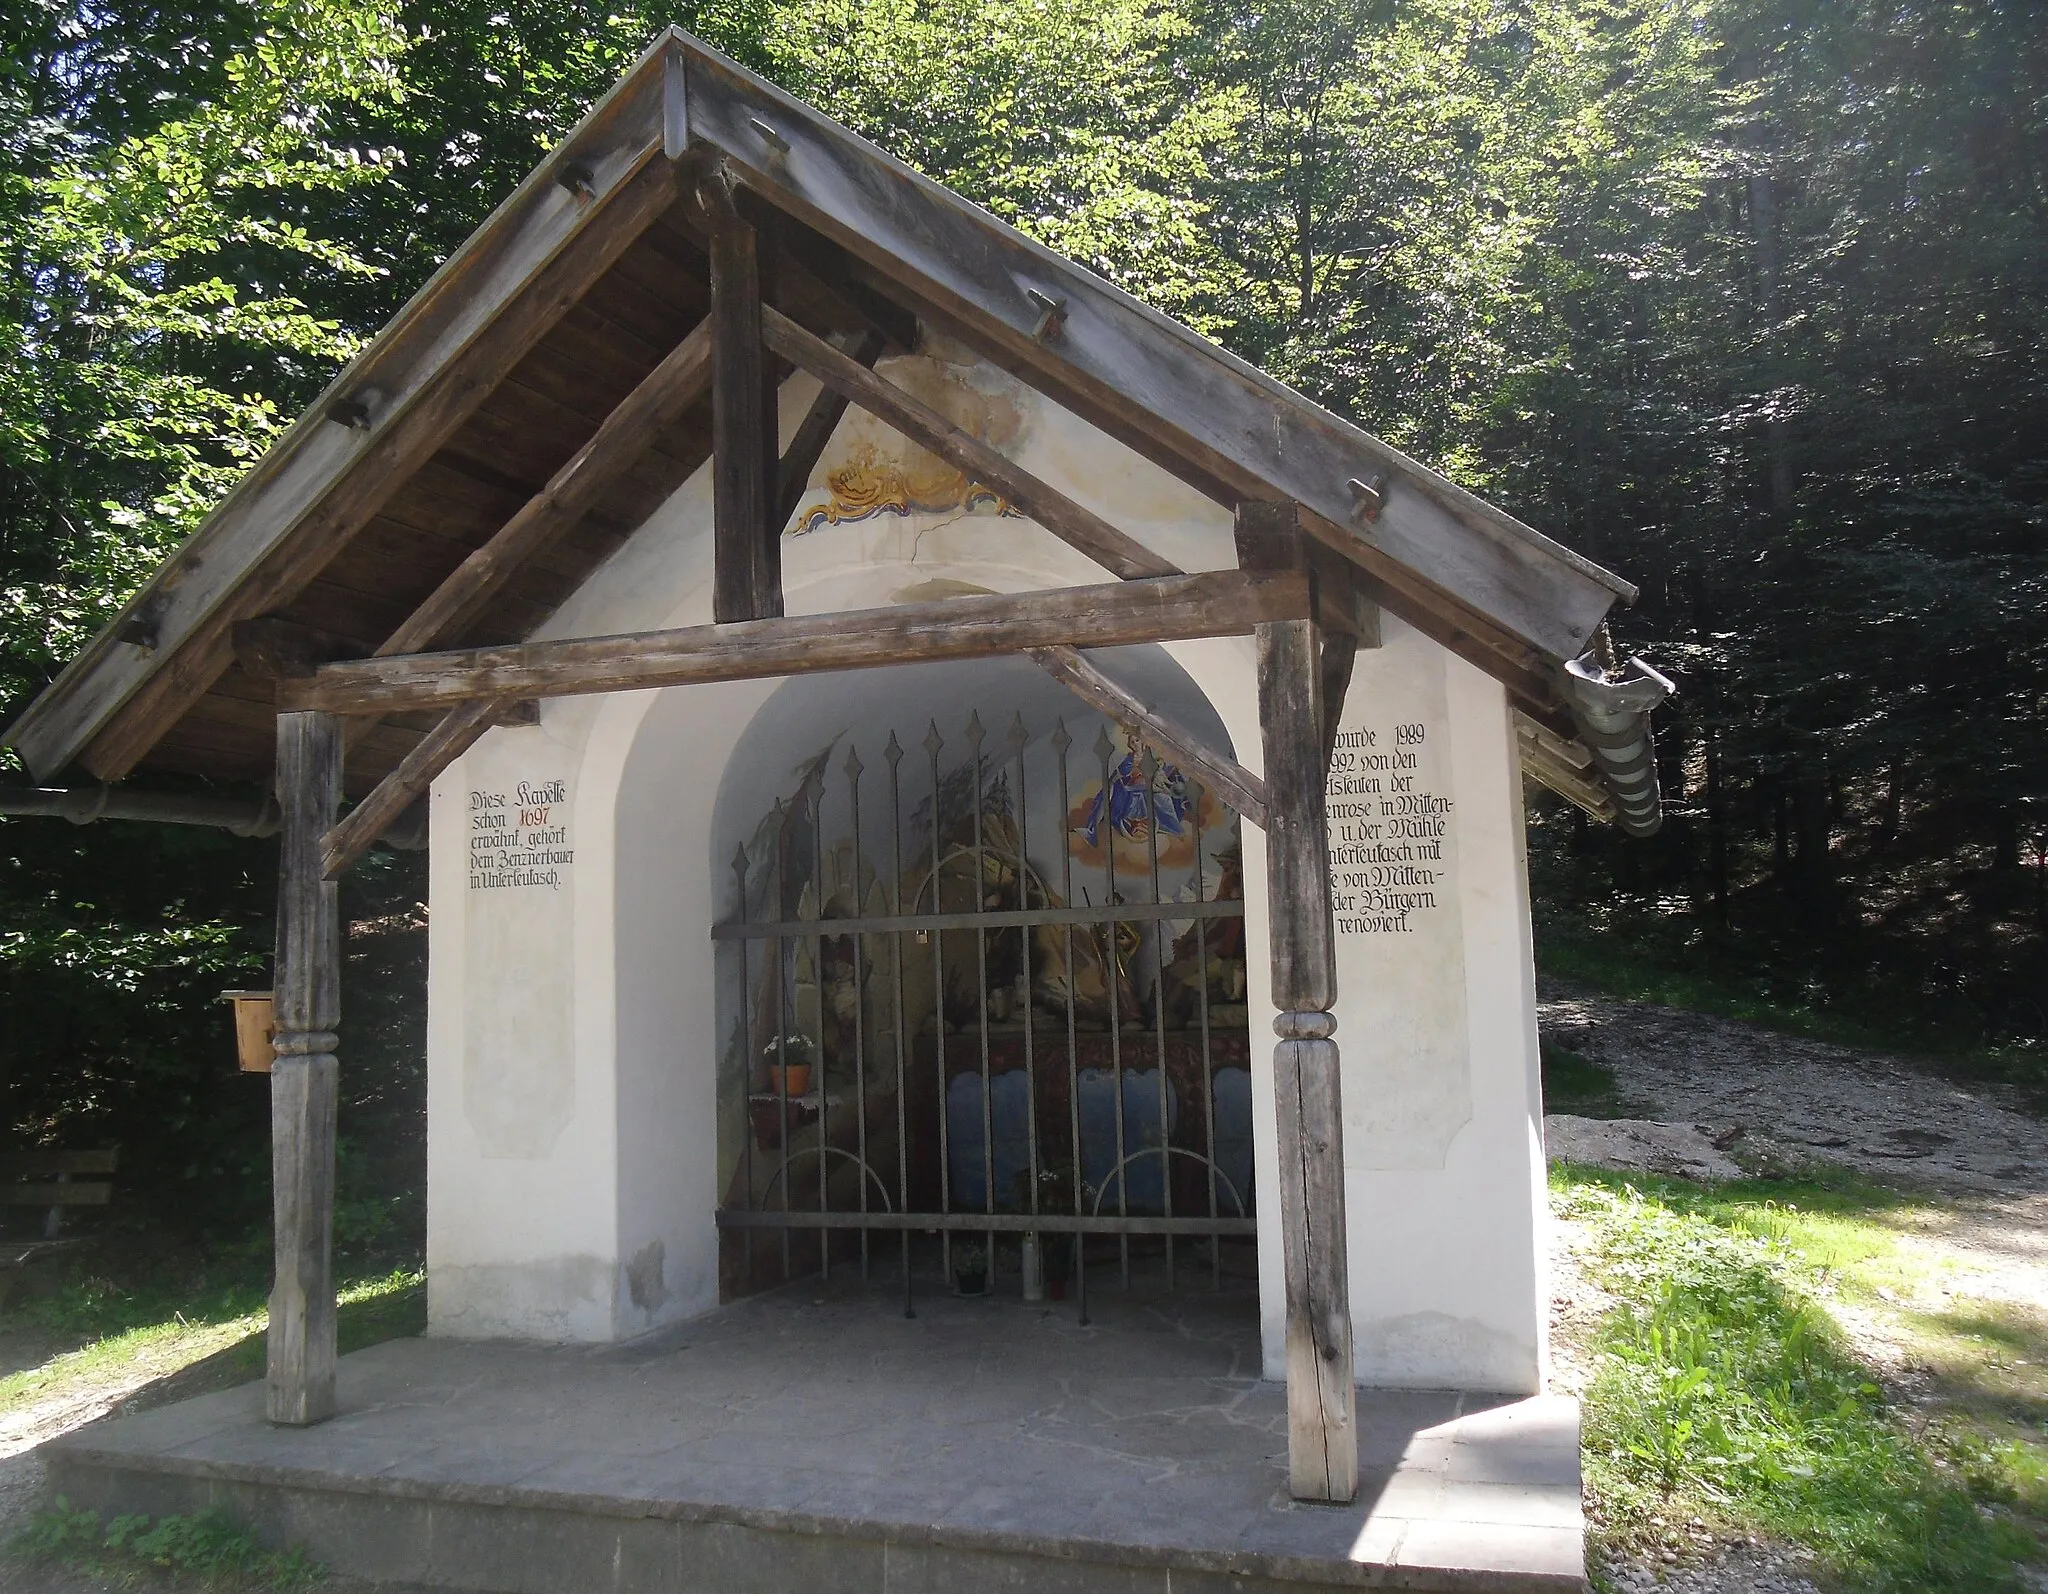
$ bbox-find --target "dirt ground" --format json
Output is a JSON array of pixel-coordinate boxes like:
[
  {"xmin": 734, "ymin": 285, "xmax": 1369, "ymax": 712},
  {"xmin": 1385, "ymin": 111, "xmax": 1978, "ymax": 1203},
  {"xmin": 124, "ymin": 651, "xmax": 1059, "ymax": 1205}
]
[
  {"xmin": 1541, "ymin": 984, "xmax": 2048, "ymax": 1594},
  {"xmin": 1540, "ymin": 987, "xmax": 2048, "ymax": 1200}
]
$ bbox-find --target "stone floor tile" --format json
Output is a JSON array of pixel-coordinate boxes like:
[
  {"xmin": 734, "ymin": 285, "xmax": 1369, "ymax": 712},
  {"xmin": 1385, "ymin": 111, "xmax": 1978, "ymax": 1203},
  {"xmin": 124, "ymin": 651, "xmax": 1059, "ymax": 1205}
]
[
  {"xmin": 41, "ymin": 1281, "xmax": 1583, "ymax": 1592},
  {"xmin": 1394, "ymin": 1518, "xmax": 1586, "ymax": 1587}
]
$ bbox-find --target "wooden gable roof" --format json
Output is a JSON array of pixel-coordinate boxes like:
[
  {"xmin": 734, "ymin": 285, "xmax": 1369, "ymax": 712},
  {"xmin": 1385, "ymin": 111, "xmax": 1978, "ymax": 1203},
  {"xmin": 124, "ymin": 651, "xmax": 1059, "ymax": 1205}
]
[{"xmin": 4, "ymin": 28, "xmax": 1648, "ymax": 820}]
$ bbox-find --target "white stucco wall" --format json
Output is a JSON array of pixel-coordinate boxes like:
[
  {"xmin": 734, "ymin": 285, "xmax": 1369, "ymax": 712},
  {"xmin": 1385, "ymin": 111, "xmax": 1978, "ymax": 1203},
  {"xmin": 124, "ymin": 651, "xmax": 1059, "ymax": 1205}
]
[{"xmin": 423, "ymin": 342, "xmax": 1545, "ymax": 1391}]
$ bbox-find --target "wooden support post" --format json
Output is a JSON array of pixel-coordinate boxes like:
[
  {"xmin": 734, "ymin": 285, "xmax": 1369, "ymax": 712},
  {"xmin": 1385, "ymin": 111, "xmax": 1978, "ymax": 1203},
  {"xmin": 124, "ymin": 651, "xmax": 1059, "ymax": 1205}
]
[
  {"xmin": 703, "ymin": 165, "xmax": 780, "ymax": 623},
  {"xmin": 1240, "ymin": 501, "xmax": 1356, "ymax": 1503},
  {"xmin": 268, "ymin": 710, "xmax": 341, "ymax": 1426}
]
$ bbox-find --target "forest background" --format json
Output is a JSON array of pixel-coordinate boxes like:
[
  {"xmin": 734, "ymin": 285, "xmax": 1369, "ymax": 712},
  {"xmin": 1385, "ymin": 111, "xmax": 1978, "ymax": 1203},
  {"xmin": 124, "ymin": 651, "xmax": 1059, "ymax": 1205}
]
[{"xmin": 1, "ymin": 0, "xmax": 2043, "ymax": 1248}]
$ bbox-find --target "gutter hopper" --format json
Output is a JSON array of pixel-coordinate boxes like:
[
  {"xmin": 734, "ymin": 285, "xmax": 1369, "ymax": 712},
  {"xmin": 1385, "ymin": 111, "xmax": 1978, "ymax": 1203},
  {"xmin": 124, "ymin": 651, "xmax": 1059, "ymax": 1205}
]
[{"xmin": 1562, "ymin": 653, "xmax": 1674, "ymax": 838}]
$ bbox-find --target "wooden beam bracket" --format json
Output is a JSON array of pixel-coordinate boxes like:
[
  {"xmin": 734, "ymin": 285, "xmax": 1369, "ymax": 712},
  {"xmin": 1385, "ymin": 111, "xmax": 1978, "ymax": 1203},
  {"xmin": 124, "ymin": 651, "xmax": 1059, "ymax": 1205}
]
[
  {"xmin": 321, "ymin": 697, "xmax": 507, "ymax": 879},
  {"xmin": 268, "ymin": 710, "xmax": 341, "ymax": 1427},
  {"xmin": 1028, "ymin": 645, "xmax": 1267, "ymax": 829}
]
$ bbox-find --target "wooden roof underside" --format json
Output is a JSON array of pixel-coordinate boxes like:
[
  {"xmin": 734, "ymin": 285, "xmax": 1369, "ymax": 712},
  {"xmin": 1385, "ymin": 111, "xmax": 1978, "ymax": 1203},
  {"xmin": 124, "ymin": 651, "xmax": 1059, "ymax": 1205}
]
[{"xmin": 5, "ymin": 29, "xmax": 1636, "ymax": 804}]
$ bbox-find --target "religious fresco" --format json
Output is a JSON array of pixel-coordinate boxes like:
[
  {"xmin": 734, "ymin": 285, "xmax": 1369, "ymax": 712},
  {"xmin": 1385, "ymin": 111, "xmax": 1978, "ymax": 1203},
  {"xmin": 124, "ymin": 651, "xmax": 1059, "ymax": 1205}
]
[
  {"xmin": 786, "ymin": 351, "xmax": 1026, "ymax": 537},
  {"xmin": 790, "ymin": 438, "xmax": 1013, "ymax": 536},
  {"xmin": 1067, "ymin": 723, "xmax": 1227, "ymax": 876}
]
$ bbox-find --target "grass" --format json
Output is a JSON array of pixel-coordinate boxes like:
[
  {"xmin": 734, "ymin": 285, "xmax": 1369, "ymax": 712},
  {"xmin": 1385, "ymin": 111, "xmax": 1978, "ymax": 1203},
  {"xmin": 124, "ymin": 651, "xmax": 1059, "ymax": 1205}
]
[
  {"xmin": 11, "ymin": 1501, "xmax": 320, "ymax": 1589},
  {"xmin": 1557, "ymin": 1163, "xmax": 2047, "ymax": 1591},
  {"xmin": 1, "ymin": 1266, "xmax": 425, "ymax": 1426},
  {"xmin": 1539, "ymin": 1037, "xmax": 1628, "ymax": 1118}
]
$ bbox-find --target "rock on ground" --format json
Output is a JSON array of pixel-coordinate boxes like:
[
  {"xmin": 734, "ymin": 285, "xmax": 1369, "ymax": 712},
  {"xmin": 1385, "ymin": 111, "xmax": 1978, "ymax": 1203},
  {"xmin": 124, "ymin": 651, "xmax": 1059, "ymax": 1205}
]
[{"xmin": 1545, "ymin": 1115, "xmax": 1743, "ymax": 1181}]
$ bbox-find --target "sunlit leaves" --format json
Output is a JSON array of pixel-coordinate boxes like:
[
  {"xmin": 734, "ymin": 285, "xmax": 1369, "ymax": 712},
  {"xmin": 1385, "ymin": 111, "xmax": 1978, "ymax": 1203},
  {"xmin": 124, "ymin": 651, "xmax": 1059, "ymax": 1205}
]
[{"xmin": 0, "ymin": 0, "xmax": 407, "ymax": 723}]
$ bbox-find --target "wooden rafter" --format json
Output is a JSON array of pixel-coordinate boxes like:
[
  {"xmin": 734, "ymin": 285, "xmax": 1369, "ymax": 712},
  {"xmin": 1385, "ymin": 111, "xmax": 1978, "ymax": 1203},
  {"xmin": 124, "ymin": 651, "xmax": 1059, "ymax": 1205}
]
[
  {"xmin": 277, "ymin": 570, "xmax": 1309, "ymax": 716},
  {"xmin": 373, "ymin": 316, "xmax": 713, "ymax": 664}
]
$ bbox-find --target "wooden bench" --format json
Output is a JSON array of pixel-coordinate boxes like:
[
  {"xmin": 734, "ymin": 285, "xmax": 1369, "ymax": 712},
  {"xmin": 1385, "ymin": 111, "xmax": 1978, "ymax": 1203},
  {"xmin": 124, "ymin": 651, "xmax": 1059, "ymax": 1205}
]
[{"xmin": 1, "ymin": 1148, "xmax": 119, "ymax": 1273}]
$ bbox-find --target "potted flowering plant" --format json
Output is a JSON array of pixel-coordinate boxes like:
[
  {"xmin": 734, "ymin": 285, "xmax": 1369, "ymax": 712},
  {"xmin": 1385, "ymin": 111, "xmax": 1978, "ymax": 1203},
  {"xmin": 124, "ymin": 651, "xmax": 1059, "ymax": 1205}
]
[
  {"xmin": 763, "ymin": 1033, "xmax": 814, "ymax": 1098},
  {"xmin": 952, "ymin": 1241, "xmax": 989, "ymax": 1296}
]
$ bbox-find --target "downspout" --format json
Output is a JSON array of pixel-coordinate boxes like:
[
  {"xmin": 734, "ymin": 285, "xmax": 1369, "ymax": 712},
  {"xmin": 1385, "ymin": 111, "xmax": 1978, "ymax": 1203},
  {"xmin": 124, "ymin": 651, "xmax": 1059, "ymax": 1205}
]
[
  {"xmin": 1562, "ymin": 653, "xmax": 1674, "ymax": 838},
  {"xmin": 0, "ymin": 782, "xmax": 429, "ymax": 849}
]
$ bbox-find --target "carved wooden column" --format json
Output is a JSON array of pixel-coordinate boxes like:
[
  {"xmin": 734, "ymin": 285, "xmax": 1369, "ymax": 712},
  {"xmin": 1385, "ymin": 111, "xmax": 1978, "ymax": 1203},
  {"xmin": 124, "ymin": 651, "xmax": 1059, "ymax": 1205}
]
[
  {"xmin": 1239, "ymin": 501, "xmax": 1358, "ymax": 1503},
  {"xmin": 268, "ymin": 709, "xmax": 341, "ymax": 1425}
]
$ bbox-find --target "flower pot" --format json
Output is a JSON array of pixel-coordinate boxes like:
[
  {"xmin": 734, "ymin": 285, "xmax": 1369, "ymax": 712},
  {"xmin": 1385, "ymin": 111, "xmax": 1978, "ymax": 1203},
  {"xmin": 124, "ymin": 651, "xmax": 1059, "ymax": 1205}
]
[
  {"xmin": 770, "ymin": 1062, "xmax": 811, "ymax": 1098},
  {"xmin": 954, "ymin": 1267, "xmax": 988, "ymax": 1297}
]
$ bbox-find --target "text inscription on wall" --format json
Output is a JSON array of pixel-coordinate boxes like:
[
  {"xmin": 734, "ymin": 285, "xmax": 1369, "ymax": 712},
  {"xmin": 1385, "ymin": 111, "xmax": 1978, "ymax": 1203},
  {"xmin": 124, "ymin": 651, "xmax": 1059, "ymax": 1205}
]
[
  {"xmin": 468, "ymin": 779, "xmax": 574, "ymax": 891},
  {"xmin": 1323, "ymin": 626, "xmax": 1473, "ymax": 1169},
  {"xmin": 1326, "ymin": 720, "xmax": 1454, "ymax": 937}
]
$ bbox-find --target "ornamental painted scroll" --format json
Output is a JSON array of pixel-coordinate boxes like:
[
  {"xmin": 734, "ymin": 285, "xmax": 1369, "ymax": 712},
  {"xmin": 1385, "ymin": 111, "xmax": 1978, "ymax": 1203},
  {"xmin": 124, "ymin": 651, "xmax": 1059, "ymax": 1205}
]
[{"xmin": 788, "ymin": 350, "xmax": 1026, "ymax": 536}]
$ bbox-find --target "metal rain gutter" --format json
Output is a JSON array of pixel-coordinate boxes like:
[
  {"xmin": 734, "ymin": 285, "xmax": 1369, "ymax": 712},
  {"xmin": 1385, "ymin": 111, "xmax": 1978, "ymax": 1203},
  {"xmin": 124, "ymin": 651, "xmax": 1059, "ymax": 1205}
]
[
  {"xmin": 0, "ymin": 783, "xmax": 428, "ymax": 848},
  {"xmin": 1562, "ymin": 654, "xmax": 1674, "ymax": 838}
]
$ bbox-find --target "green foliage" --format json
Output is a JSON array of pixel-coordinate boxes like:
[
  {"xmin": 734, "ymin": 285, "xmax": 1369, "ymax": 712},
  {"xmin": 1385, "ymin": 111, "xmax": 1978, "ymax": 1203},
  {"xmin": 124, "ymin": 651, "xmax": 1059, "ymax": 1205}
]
[
  {"xmin": 0, "ymin": 0, "xmax": 407, "ymax": 711},
  {"xmin": 0, "ymin": 1268, "xmax": 424, "ymax": 1421},
  {"xmin": 1562, "ymin": 1171, "xmax": 2043, "ymax": 1589},
  {"xmin": 743, "ymin": 0, "xmax": 1230, "ymax": 321},
  {"xmin": 12, "ymin": 1500, "xmax": 320, "ymax": 1587}
]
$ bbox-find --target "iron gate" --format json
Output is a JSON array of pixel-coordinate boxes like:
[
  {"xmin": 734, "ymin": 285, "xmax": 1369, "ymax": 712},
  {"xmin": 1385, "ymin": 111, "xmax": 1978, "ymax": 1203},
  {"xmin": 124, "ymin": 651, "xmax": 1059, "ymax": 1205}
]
[{"xmin": 712, "ymin": 705, "xmax": 1257, "ymax": 1318}]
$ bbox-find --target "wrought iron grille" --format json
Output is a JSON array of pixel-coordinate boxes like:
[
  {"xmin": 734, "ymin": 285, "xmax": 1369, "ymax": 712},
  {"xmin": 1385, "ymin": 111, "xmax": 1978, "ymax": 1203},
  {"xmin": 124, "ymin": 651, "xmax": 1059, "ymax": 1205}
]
[{"xmin": 712, "ymin": 706, "xmax": 1256, "ymax": 1318}]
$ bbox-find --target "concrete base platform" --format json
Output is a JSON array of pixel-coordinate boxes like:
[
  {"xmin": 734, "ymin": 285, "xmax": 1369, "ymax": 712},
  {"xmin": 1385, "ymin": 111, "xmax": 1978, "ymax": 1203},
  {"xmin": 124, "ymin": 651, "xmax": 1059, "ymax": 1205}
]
[{"xmin": 42, "ymin": 1279, "xmax": 1584, "ymax": 1592}]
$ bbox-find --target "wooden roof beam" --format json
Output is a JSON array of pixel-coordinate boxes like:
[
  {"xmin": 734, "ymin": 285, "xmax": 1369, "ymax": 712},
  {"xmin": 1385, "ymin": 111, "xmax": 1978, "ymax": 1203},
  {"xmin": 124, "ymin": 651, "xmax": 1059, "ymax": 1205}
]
[
  {"xmin": 63, "ymin": 155, "xmax": 688, "ymax": 785},
  {"xmin": 278, "ymin": 570, "xmax": 1308, "ymax": 717},
  {"xmin": 5, "ymin": 34, "xmax": 699, "ymax": 784}
]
